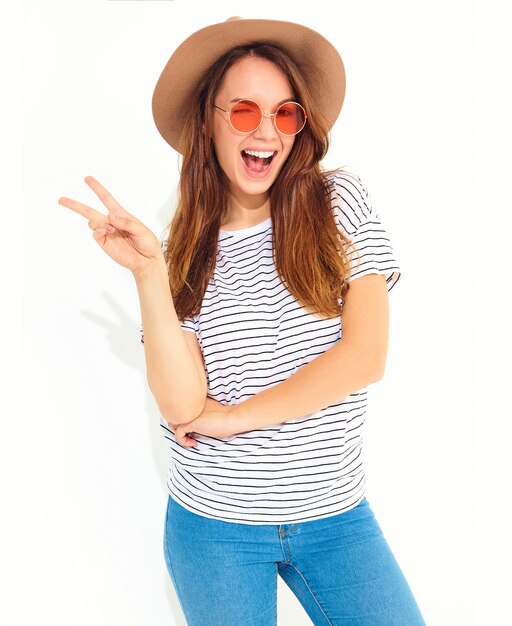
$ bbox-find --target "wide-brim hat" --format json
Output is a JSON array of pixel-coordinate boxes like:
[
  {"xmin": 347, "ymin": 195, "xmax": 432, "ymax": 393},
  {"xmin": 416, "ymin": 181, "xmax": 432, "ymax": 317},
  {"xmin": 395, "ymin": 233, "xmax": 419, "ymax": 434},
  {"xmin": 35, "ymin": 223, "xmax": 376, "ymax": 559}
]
[{"xmin": 152, "ymin": 16, "xmax": 346, "ymax": 153}]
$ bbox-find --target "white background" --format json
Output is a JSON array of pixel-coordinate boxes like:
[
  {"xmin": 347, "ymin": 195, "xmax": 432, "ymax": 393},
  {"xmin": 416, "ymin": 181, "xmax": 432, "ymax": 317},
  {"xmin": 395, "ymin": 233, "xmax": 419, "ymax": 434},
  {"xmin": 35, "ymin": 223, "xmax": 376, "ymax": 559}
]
[{"xmin": 4, "ymin": 0, "xmax": 507, "ymax": 624}]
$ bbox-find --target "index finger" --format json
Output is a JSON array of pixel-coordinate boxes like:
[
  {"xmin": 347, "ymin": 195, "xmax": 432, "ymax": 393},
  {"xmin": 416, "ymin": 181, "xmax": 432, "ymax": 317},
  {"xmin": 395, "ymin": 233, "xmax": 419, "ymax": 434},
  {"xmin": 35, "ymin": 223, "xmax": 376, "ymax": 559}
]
[{"xmin": 57, "ymin": 195, "xmax": 105, "ymax": 222}]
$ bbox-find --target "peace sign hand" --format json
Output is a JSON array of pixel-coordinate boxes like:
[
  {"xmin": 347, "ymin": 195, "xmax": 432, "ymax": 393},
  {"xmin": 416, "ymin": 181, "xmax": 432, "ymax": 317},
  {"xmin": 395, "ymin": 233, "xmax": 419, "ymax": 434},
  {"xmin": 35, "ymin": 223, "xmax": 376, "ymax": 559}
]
[{"xmin": 58, "ymin": 176, "xmax": 164, "ymax": 277}]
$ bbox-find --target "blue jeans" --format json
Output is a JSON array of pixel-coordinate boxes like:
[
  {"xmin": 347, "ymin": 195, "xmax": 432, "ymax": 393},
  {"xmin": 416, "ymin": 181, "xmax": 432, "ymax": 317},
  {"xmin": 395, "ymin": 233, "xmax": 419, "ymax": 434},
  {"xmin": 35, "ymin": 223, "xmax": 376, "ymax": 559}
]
[{"xmin": 163, "ymin": 493, "xmax": 426, "ymax": 625}]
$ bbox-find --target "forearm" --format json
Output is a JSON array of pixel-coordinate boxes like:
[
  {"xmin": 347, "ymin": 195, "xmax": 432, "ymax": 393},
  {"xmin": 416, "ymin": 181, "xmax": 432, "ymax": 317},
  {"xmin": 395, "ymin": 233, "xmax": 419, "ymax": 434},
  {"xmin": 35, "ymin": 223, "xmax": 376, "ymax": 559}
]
[
  {"xmin": 135, "ymin": 257, "xmax": 206, "ymax": 422},
  {"xmin": 233, "ymin": 339, "xmax": 383, "ymax": 431}
]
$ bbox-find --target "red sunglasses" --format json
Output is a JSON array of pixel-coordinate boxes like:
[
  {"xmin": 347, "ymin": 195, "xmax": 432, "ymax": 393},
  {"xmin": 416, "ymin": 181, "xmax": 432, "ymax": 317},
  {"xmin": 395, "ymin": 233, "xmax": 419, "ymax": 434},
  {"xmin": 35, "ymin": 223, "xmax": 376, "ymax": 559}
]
[{"xmin": 213, "ymin": 99, "xmax": 307, "ymax": 136}]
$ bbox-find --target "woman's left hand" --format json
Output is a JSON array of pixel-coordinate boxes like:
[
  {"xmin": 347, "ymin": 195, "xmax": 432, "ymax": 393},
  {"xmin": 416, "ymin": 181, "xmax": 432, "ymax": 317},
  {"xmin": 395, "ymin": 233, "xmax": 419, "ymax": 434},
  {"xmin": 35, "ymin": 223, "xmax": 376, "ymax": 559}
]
[{"xmin": 169, "ymin": 397, "xmax": 242, "ymax": 447}]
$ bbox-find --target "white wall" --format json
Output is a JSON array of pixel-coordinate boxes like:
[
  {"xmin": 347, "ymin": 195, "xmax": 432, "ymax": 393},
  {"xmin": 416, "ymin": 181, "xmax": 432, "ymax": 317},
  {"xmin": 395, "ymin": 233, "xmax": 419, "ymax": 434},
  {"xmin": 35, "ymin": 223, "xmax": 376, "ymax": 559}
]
[{"xmin": 7, "ymin": 0, "xmax": 489, "ymax": 624}]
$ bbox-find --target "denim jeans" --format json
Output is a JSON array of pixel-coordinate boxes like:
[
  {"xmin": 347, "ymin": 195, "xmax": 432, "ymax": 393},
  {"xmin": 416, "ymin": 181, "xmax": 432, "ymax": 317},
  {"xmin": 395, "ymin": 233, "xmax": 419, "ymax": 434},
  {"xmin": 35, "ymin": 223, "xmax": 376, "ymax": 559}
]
[{"xmin": 163, "ymin": 493, "xmax": 426, "ymax": 625}]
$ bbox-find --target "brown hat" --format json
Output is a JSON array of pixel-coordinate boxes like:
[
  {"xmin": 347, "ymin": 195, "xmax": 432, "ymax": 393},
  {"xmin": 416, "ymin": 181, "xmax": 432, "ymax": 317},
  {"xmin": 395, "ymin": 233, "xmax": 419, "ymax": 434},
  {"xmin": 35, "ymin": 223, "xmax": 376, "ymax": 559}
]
[{"xmin": 151, "ymin": 17, "xmax": 346, "ymax": 153}]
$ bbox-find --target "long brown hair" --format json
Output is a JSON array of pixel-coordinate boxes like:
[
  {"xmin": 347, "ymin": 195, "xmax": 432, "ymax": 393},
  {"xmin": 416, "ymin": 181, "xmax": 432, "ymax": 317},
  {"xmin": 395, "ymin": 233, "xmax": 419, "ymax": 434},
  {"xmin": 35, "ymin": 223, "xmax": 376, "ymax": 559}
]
[{"xmin": 162, "ymin": 42, "xmax": 356, "ymax": 322}]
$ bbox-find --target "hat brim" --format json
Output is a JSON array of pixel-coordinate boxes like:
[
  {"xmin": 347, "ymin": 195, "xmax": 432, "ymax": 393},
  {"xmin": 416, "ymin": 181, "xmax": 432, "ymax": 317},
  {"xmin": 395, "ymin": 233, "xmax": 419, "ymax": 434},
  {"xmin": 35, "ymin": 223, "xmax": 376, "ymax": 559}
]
[{"xmin": 152, "ymin": 18, "xmax": 346, "ymax": 153}]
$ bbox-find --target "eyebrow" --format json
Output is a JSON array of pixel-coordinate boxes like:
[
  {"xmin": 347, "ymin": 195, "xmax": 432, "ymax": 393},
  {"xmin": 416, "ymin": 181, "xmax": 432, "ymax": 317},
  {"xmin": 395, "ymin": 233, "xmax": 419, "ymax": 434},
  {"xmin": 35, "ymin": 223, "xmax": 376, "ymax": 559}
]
[{"xmin": 229, "ymin": 98, "xmax": 294, "ymax": 105}]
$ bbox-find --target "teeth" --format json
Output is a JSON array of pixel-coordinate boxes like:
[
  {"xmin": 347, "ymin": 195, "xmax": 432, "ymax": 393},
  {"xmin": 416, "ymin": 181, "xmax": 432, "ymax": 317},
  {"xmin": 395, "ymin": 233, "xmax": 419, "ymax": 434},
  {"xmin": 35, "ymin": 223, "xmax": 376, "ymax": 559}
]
[{"xmin": 242, "ymin": 149, "xmax": 276, "ymax": 159}]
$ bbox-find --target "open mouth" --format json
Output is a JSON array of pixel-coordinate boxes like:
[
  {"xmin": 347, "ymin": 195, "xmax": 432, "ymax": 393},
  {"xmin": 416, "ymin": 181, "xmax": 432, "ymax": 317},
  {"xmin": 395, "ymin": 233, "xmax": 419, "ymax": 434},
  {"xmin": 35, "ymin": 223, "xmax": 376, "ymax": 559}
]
[{"xmin": 240, "ymin": 149, "xmax": 277, "ymax": 173}]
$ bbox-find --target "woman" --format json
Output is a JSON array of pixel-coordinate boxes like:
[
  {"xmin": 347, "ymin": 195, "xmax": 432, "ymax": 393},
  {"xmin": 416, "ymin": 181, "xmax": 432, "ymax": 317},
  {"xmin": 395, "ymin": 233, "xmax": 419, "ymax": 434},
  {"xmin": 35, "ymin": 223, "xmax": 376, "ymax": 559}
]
[{"xmin": 59, "ymin": 16, "xmax": 426, "ymax": 626}]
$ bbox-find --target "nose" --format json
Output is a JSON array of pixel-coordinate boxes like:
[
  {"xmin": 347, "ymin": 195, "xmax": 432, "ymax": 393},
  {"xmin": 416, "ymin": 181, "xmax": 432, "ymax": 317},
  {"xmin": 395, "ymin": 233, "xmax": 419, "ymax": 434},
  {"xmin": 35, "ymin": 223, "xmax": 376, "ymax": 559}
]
[{"xmin": 252, "ymin": 112, "xmax": 279, "ymax": 139}]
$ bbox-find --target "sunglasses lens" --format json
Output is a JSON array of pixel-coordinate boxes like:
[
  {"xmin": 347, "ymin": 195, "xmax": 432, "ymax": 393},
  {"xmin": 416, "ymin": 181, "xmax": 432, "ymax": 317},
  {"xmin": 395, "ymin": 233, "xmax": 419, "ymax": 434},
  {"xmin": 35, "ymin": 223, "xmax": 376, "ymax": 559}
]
[
  {"xmin": 230, "ymin": 100, "xmax": 262, "ymax": 132},
  {"xmin": 275, "ymin": 102, "xmax": 306, "ymax": 135}
]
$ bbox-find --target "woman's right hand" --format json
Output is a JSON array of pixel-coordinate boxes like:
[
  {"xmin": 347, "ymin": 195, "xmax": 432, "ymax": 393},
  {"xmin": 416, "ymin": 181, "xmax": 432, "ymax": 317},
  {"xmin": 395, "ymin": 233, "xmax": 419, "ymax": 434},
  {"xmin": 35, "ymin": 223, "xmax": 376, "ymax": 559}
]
[{"xmin": 58, "ymin": 175, "xmax": 164, "ymax": 277}]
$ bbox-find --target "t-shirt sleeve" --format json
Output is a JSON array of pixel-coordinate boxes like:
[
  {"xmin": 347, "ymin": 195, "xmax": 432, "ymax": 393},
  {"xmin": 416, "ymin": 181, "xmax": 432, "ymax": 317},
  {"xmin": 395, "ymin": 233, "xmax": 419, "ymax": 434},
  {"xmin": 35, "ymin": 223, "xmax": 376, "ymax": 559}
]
[
  {"xmin": 139, "ymin": 238, "xmax": 197, "ymax": 345},
  {"xmin": 330, "ymin": 169, "xmax": 402, "ymax": 292}
]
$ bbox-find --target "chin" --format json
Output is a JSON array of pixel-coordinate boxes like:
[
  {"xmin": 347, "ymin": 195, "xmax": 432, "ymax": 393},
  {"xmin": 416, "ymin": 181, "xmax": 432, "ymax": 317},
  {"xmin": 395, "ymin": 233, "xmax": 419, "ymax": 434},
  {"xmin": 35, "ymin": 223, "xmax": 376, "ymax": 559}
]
[{"xmin": 237, "ymin": 176, "xmax": 274, "ymax": 194}]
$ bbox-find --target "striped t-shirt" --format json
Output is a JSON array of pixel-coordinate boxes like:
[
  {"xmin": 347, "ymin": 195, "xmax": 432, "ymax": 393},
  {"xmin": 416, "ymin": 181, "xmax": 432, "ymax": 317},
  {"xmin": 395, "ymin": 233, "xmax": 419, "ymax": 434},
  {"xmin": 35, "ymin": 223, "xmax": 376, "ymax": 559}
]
[{"xmin": 140, "ymin": 168, "xmax": 401, "ymax": 525}]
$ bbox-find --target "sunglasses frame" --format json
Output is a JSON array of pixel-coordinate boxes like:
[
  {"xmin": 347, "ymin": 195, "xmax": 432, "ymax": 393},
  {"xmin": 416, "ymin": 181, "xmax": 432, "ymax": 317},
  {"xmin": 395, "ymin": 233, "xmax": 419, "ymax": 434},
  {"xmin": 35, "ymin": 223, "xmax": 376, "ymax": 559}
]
[{"xmin": 213, "ymin": 98, "xmax": 307, "ymax": 136}]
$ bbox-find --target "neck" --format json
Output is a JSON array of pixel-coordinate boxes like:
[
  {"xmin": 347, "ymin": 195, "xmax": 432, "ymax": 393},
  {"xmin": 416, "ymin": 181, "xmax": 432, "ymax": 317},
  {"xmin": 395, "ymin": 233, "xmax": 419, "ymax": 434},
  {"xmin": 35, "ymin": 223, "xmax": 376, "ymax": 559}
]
[{"xmin": 222, "ymin": 190, "xmax": 270, "ymax": 228}]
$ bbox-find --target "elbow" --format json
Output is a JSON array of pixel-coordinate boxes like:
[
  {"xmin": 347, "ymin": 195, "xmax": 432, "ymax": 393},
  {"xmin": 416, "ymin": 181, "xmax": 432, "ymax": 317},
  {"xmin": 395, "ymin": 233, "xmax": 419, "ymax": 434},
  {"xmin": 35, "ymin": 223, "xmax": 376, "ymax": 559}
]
[
  {"xmin": 370, "ymin": 367, "xmax": 385, "ymax": 384},
  {"xmin": 163, "ymin": 395, "xmax": 206, "ymax": 426},
  {"xmin": 149, "ymin": 374, "xmax": 207, "ymax": 426},
  {"xmin": 368, "ymin": 353, "xmax": 387, "ymax": 383}
]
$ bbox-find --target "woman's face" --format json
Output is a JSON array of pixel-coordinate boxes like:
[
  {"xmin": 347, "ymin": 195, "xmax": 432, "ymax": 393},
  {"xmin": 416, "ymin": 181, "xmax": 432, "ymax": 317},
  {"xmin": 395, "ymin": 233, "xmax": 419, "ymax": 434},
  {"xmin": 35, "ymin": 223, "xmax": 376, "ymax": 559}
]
[{"xmin": 211, "ymin": 56, "xmax": 297, "ymax": 206}]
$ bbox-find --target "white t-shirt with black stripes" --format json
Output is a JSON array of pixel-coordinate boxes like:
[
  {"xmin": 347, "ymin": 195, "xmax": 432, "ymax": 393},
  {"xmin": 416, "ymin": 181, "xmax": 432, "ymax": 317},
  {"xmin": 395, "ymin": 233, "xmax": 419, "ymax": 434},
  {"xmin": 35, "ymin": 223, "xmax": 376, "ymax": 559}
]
[{"xmin": 140, "ymin": 168, "xmax": 401, "ymax": 525}]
